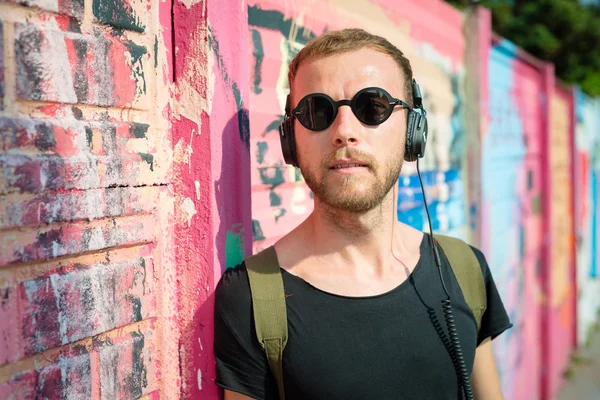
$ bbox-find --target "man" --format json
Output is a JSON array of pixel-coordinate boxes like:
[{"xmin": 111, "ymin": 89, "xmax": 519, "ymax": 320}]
[{"xmin": 214, "ymin": 28, "xmax": 512, "ymax": 399}]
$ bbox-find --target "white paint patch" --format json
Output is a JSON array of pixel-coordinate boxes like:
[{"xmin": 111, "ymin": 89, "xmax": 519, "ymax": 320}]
[
  {"xmin": 49, "ymin": 274, "xmax": 69, "ymax": 344},
  {"xmin": 180, "ymin": 0, "xmax": 203, "ymax": 9},
  {"xmin": 28, "ymin": 0, "xmax": 60, "ymax": 15},
  {"xmin": 195, "ymin": 180, "xmax": 201, "ymax": 200},
  {"xmin": 197, "ymin": 369, "xmax": 202, "ymax": 390},
  {"xmin": 86, "ymin": 226, "xmax": 106, "ymax": 250},
  {"xmin": 182, "ymin": 197, "xmax": 197, "ymax": 227},
  {"xmin": 198, "ymin": 338, "xmax": 203, "ymax": 351}
]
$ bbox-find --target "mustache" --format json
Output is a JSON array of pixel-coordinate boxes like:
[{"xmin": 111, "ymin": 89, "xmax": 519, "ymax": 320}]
[{"xmin": 321, "ymin": 148, "xmax": 377, "ymax": 168}]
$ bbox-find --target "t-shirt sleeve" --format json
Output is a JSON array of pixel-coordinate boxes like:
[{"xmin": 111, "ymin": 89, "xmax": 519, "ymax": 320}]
[
  {"xmin": 469, "ymin": 246, "xmax": 514, "ymax": 346},
  {"xmin": 214, "ymin": 262, "xmax": 279, "ymax": 399}
]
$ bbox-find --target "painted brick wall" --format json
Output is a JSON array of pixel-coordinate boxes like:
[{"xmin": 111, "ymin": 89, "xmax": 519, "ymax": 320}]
[{"xmin": 0, "ymin": 0, "xmax": 167, "ymax": 398}]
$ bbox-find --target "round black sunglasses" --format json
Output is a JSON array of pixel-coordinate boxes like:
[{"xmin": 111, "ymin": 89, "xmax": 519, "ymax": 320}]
[{"xmin": 291, "ymin": 87, "xmax": 411, "ymax": 132}]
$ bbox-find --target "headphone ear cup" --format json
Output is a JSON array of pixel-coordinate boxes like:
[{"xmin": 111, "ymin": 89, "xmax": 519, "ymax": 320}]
[
  {"xmin": 404, "ymin": 110, "xmax": 417, "ymax": 162},
  {"xmin": 404, "ymin": 109, "xmax": 428, "ymax": 162},
  {"xmin": 279, "ymin": 95, "xmax": 299, "ymax": 167},
  {"xmin": 279, "ymin": 115, "xmax": 298, "ymax": 167}
]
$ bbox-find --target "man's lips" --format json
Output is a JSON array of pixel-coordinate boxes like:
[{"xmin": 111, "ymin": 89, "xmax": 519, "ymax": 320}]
[{"xmin": 329, "ymin": 160, "xmax": 370, "ymax": 169}]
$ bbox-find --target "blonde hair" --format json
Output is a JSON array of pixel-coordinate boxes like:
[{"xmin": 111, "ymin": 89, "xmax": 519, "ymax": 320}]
[{"xmin": 288, "ymin": 28, "xmax": 414, "ymax": 106}]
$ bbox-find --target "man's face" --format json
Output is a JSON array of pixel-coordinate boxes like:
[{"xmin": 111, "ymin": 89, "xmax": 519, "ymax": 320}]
[{"xmin": 293, "ymin": 48, "xmax": 407, "ymax": 213}]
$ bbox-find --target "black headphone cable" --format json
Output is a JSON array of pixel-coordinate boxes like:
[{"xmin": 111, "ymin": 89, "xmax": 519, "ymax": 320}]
[{"xmin": 415, "ymin": 158, "xmax": 475, "ymax": 400}]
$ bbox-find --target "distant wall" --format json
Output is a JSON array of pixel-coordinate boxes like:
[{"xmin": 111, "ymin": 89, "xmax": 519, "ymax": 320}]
[
  {"xmin": 546, "ymin": 84, "xmax": 576, "ymax": 400},
  {"xmin": 481, "ymin": 37, "xmax": 546, "ymax": 400},
  {"xmin": 575, "ymin": 90, "xmax": 600, "ymax": 346}
]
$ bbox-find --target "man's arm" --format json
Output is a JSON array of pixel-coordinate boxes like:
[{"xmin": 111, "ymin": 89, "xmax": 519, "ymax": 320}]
[
  {"xmin": 224, "ymin": 389, "xmax": 257, "ymax": 400},
  {"xmin": 471, "ymin": 338, "xmax": 504, "ymax": 400}
]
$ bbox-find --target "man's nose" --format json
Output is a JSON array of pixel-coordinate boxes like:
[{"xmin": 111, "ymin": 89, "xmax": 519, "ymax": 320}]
[{"xmin": 331, "ymin": 106, "xmax": 361, "ymax": 146}]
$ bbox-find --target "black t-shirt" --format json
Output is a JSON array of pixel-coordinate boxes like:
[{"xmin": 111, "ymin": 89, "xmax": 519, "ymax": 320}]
[{"xmin": 214, "ymin": 234, "xmax": 512, "ymax": 400}]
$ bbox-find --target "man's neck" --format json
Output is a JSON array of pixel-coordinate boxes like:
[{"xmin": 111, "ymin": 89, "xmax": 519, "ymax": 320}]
[{"xmin": 302, "ymin": 192, "xmax": 411, "ymax": 270}]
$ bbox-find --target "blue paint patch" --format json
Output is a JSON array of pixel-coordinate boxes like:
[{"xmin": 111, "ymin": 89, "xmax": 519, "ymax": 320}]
[
  {"xmin": 591, "ymin": 169, "xmax": 598, "ymax": 278},
  {"xmin": 484, "ymin": 42, "xmax": 528, "ymax": 396},
  {"xmin": 397, "ymin": 169, "xmax": 465, "ymax": 233},
  {"xmin": 492, "ymin": 39, "xmax": 520, "ymax": 59}
]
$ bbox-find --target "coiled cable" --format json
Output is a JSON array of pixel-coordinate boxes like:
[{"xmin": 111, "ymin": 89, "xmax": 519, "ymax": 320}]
[{"xmin": 416, "ymin": 159, "xmax": 474, "ymax": 400}]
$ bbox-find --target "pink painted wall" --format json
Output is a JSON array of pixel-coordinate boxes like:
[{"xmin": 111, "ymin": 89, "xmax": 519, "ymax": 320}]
[
  {"xmin": 544, "ymin": 85, "xmax": 576, "ymax": 400},
  {"xmin": 0, "ymin": 0, "xmax": 252, "ymax": 399},
  {"xmin": 170, "ymin": 0, "xmax": 252, "ymax": 398}
]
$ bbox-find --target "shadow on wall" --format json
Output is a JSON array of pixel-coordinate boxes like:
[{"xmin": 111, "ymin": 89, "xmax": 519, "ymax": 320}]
[
  {"xmin": 214, "ymin": 109, "xmax": 252, "ymax": 274},
  {"xmin": 183, "ymin": 110, "xmax": 251, "ymax": 397}
]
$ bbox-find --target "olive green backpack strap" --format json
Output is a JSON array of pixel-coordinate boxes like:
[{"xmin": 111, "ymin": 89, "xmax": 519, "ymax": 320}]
[
  {"xmin": 245, "ymin": 246, "xmax": 287, "ymax": 400},
  {"xmin": 434, "ymin": 234, "xmax": 487, "ymax": 332}
]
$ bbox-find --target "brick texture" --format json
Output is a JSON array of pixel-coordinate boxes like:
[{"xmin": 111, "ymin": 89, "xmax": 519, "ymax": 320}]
[
  {"xmin": 6, "ymin": 0, "xmax": 85, "ymax": 19},
  {"xmin": 1, "ymin": 215, "xmax": 156, "ymax": 266},
  {"xmin": 0, "ymin": 118, "xmax": 159, "ymax": 195},
  {"xmin": 0, "ymin": 186, "xmax": 159, "ymax": 230},
  {"xmin": 93, "ymin": 0, "xmax": 149, "ymax": 33},
  {"xmin": 99, "ymin": 330, "xmax": 157, "ymax": 399},
  {"xmin": 0, "ymin": 329, "xmax": 155, "ymax": 399},
  {"xmin": 1, "ymin": 0, "xmax": 162, "ymax": 395},
  {"xmin": 1, "ymin": 255, "xmax": 155, "ymax": 364},
  {"xmin": 15, "ymin": 24, "xmax": 148, "ymax": 108}
]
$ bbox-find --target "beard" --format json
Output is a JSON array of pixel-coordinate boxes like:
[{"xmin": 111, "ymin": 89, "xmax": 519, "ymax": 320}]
[{"xmin": 299, "ymin": 147, "xmax": 403, "ymax": 213}]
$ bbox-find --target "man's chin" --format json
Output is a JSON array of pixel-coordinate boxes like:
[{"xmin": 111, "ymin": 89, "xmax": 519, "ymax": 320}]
[{"xmin": 315, "ymin": 192, "xmax": 386, "ymax": 213}]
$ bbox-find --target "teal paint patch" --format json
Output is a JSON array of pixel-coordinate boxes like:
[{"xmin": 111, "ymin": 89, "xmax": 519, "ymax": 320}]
[
  {"xmin": 124, "ymin": 40, "xmax": 147, "ymax": 98},
  {"xmin": 130, "ymin": 122, "xmax": 149, "ymax": 138},
  {"xmin": 252, "ymin": 219, "xmax": 265, "ymax": 241},
  {"xmin": 232, "ymin": 82, "xmax": 250, "ymax": 149},
  {"xmin": 139, "ymin": 257, "xmax": 147, "ymax": 295},
  {"xmin": 208, "ymin": 26, "xmax": 250, "ymax": 150},
  {"xmin": 270, "ymin": 191, "xmax": 281, "ymax": 206},
  {"xmin": 448, "ymin": 74, "xmax": 463, "ymax": 169},
  {"xmin": 85, "ymin": 126, "xmax": 93, "ymax": 148},
  {"xmin": 257, "ymin": 141, "xmax": 268, "ymax": 163},
  {"xmin": 259, "ymin": 166, "xmax": 284, "ymax": 188},
  {"xmin": 248, "ymin": 6, "xmax": 316, "ymax": 45},
  {"xmin": 226, "ymin": 226, "xmax": 245, "ymax": 269},
  {"xmin": 264, "ymin": 116, "xmax": 284, "ymax": 136},
  {"xmin": 251, "ymin": 29, "xmax": 264, "ymax": 94},
  {"xmin": 130, "ymin": 331, "xmax": 148, "ymax": 397},
  {"xmin": 138, "ymin": 152, "xmax": 154, "ymax": 171},
  {"xmin": 274, "ymin": 208, "xmax": 286, "ymax": 222},
  {"xmin": 92, "ymin": 0, "xmax": 145, "ymax": 33},
  {"xmin": 128, "ymin": 295, "xmax": 143, "ymax": 322},
  {"xmin": 153, "ymin": 35, "xmax": 158, "ymax": 68}
]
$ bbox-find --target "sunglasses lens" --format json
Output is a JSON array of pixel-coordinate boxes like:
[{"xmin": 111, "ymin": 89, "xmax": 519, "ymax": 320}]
[
  {"xmin": 354, "ymin": 89, "xmax": 391, "ymax": 125},
  {"xmin": 296, "ymin": 95, "xmax": 335, "ymax": 131}
]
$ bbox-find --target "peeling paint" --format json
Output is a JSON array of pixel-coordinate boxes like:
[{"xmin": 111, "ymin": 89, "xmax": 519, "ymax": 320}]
[
  {"xmin": 195, "ymin": 180, "xmax": 201, "ymax": 200},
  {"xmin": 181, "ymin": 197, "xmax": 197, "ymax": 228}
]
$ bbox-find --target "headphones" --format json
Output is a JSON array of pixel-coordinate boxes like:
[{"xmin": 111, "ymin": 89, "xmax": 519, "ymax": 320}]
[{"xmin": 278, "ymin": 79, "xmax": 428, "ymax": 167}]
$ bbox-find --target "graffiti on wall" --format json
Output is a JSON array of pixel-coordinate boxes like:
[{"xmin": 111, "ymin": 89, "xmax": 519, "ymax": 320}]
[
  {"xmin": 248, "ymin": 0, "xmax": 468, "ymax": 252},
  {"xmin": 482, "ymin": 40, "xmax": 544, "ymax": 400},
  {"xmin": 574, "ymin": 90, "xmax": 600, "ymax": 345}
]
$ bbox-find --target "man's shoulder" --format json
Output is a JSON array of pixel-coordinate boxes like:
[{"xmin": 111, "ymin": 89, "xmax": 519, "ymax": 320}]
[{"xmin": 215, "ymin": 262, "xmax": 252, "ymax": 315}]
